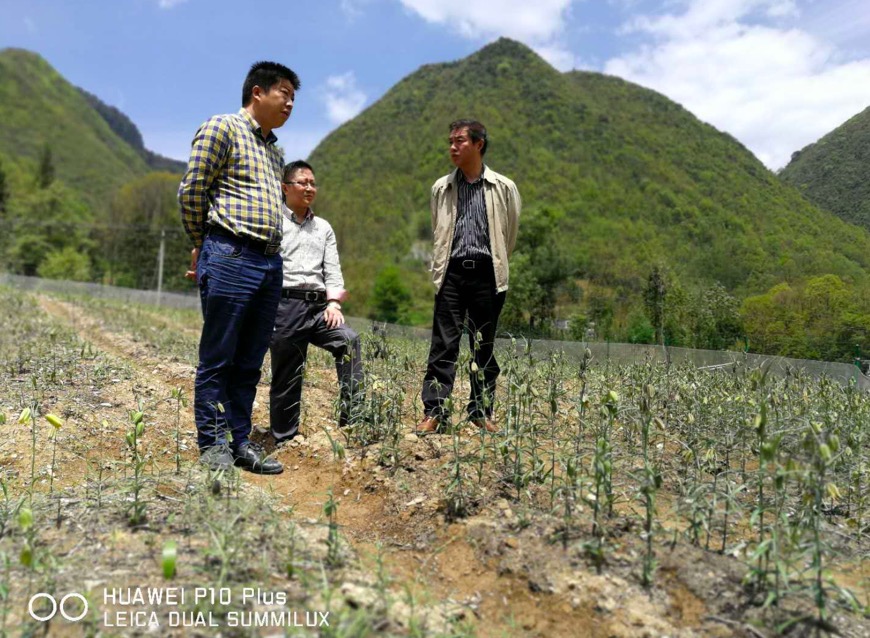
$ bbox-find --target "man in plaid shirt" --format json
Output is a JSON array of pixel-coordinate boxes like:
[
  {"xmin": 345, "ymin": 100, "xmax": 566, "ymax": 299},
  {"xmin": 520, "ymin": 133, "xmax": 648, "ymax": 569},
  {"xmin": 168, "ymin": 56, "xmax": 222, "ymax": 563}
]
[{"xmin": 179, "ymin": 61, "xmax": 300, "ymax": 474}]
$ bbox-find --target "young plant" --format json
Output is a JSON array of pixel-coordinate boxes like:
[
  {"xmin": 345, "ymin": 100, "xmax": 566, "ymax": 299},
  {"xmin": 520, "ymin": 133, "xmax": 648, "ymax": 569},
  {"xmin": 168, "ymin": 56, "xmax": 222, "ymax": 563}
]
[
  {"xmin": 323, "ymin": 488, "xmax": 342, "ymax": 568},
  {"xmin": 125, "ymin": 406, "xmax": 148, "ymax": 527},
  {"xmin": 19, "ymin": 405, "xmax": 38, "ymax": 505},
  {"xmin": 171, "ymin": 387, "xmax": 187, "ymax": 474},
  {"xmin": 637, "ymin": 383, "xmax": 661, "ymax": 588}
]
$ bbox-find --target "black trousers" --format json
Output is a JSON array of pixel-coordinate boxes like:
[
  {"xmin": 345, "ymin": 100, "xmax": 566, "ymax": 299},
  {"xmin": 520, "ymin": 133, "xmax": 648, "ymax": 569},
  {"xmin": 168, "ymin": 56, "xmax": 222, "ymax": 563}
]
[
  {"xmin": 269, "ymin": 298, "xmax": 363, "ymax": 441},
  {"xmin": 421, "ymin": 260, "xmax": 506, "ymax": 420}
]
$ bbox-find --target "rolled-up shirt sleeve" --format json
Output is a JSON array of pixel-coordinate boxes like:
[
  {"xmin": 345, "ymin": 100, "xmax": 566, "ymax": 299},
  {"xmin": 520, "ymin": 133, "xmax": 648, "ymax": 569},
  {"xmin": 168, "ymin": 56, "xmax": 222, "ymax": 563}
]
[{"xmin": 178, "ymin": 116, "xmax": 231, "ymax": 248}]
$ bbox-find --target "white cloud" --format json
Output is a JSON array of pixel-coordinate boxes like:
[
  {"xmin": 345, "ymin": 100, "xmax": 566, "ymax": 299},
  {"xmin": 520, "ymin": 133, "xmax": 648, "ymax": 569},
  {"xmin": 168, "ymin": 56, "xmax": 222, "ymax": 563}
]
[
  {"xmin": 534, "ymin": 43, "xmax": 582, "ymax": 71},
  {"xmin": 157, "ymin": 0, "xmax": 188, "ymax": 9},
  {"xmin": 340, "ymin": 0, "xmax": 373, "ymax": 19},
  {"xmin": 319, "ymin": 72, "xmax": 367, "ymax": 125},
  {"xmin": 605, "ymin": 0, "xmax": 870, "ymax": 169},
  {"xmin": 399, "ymin": 0, "xmax": 572, "ymax": 41},
  {"xmin": 397, "ymin": 0, "xmax": 579, "ymax": 70}
]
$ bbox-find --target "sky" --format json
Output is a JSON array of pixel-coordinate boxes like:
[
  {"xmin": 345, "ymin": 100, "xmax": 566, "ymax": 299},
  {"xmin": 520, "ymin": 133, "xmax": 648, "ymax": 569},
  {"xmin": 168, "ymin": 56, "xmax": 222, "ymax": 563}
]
[{"xmin": 2, "ymin": 0, "xmax": 869, "ymax": 170}]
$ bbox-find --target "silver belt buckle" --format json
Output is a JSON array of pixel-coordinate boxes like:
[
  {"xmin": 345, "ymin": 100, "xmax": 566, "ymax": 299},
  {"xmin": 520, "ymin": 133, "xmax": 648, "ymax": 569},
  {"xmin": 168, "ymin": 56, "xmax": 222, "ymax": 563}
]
[
  {"xmin": 462, "ymin": 259, "xmax": 475, "ymax": 269},
  {"xmin": 304, "ymin": 291, "xmax": 320, "ymax": 301}
]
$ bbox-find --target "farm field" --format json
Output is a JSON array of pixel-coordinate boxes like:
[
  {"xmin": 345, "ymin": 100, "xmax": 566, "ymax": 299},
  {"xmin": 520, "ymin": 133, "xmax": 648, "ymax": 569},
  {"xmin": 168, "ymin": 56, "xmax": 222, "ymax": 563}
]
[{"xmin": 0, "ymin": 286, "xmax": 867, "ymax": 637}]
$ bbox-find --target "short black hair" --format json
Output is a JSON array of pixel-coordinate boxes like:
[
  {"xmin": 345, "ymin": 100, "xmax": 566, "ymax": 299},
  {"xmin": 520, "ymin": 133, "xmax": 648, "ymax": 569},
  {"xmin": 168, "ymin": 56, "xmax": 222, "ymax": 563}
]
[
  {"xmin": 242, "ymin": 61, "xmax": 301, "ymax": 106},
  {"xmin": 283, "ymin": 160, "xmax": 314, "ymax": 181},
  {"xmin": 450, "ymin": 119, "xmax": 488, "ymax": 156}
]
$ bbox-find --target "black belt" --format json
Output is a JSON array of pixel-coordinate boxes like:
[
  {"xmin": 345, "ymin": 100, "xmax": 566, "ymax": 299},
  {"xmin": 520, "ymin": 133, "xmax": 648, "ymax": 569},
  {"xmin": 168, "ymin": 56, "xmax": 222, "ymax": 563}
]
[
  {"xmin": 450, "ymin": 258, "xmax": 492, "ymax": 270},
  {"xmin": 207, "ymin": 225, "xmax": 279, "ymax": 255},
  {"xmin": 282, "ymin": 288, "xmax": 326, "ymax": 302}
]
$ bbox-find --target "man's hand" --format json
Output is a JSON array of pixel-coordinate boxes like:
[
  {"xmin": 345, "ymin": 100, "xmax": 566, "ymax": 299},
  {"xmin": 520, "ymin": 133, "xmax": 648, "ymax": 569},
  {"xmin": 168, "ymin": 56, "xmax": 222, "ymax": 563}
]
[
  {"xmin": 324, "ymin": 303, "xmax": 344, "ymax": 329},
  {"xmin": 184, "ymin": 247, "xmax": 200, "ymax": 281}
]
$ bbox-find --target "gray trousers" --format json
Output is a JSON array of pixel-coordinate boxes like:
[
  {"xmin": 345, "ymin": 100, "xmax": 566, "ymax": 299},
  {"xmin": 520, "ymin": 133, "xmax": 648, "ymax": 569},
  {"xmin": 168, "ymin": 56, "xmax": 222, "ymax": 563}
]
[{"xmin": 269, "ymin": 298, "xmax": 363, "ymax": 441}]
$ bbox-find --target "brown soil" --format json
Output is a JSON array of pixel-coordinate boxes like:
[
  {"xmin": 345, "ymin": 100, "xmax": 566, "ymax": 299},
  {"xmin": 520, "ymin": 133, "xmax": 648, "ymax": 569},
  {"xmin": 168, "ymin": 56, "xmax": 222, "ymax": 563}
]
[{"xmin": 2, "ymin": 294, "xmax": 867, "ymax": 638}]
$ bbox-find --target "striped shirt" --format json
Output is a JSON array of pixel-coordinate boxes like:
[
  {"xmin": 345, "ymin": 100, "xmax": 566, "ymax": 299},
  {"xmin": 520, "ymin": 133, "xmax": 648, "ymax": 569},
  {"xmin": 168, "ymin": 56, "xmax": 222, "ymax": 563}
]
[
  {"xmin": 279, "ymin": 206, "xmax": 346, "ymax": 300},
  {"xmin": 450, "ymin": 169, "xmax": 492, "ymax": 260},
  {"xmin": 178, "ymin": 108, "xmax": 285, "ymax": 250}
]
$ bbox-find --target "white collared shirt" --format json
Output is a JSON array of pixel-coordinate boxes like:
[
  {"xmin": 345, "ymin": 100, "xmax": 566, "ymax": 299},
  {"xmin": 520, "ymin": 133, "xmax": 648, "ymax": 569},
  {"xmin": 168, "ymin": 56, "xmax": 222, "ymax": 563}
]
[{"xmin": 279, "ymin": 205, "xmax": 345, "ymax": 299}]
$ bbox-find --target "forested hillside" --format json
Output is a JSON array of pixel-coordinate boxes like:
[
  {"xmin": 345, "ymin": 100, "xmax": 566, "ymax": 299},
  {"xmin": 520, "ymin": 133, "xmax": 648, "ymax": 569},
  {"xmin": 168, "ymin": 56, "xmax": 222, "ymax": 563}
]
[
  {"xmin": 0, "ymin": 48, "xmax": 186, "ymax": 289},
  {"xmin": 780, "ymin": 105, "xmax": 870, "ymax": 232},
  {"xmin": 2, "ymin": 42, "xmax": 868, "ymax": 361},
  {"xmin": 77, "ymin": 87, "xmax": 186, "ymax": 174},
  {"xmin": 0, "ymin": 49, "xmax": 152, "ymax": 208},
  {"xmin": 309, "ymin": 39, "xmax": 870, "ymax": 360}
]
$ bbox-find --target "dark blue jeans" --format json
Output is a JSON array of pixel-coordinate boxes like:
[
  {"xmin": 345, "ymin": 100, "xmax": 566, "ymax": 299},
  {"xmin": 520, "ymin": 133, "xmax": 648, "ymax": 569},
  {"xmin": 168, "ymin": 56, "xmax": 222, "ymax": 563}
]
[{"xmin": 194, "ymin": 234, "xmax": 282, "ymax": 451}]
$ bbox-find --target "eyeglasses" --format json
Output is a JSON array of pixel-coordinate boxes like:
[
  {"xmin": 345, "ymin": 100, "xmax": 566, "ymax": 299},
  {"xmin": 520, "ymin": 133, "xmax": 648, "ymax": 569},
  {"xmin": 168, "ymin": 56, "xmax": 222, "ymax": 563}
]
[{"xmin": 283, "ymin": 180, "xmax": 317, "ymax": 189}]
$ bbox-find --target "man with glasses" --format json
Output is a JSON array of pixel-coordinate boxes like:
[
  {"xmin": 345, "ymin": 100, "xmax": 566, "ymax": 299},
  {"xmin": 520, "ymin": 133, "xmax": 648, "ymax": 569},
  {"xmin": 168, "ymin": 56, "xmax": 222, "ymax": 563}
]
[
  {"xmin": 417, "ymin": 120, "xmax": 521, "ymax": 435},
  {"xmin": 269, "ymin": 160, "xmax": 363, "ymax": 444},
  {"xmin": 179, "ymin": 61, "xmax": 299, "ymax": 474}
]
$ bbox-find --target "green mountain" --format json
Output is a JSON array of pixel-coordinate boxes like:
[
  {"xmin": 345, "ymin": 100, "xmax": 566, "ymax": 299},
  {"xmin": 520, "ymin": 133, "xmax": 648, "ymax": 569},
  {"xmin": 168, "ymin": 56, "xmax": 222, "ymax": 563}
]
[
  {"xmin": 0, "ymin": 48, "xmax": 190, "ymax": 289},
  {"xmin": 779, "ymin": 105, "xmax": 870, "ymax": 231},
  {"xmin": 309, "ymin": 39, "xmax": 870, "ymax": 320},
  {"xmin": 76, "ymin": 87, "xmax": 186, "ymax": 174},
  {"xmin": 0, "ymin": 48, "xmax": 163, "ymax": 210}
]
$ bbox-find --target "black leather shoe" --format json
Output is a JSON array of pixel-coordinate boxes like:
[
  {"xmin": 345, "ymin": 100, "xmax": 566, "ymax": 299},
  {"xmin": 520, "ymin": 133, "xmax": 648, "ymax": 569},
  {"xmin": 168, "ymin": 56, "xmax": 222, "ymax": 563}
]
[
  {"xmin": 200, "ymin": 444, "xmax": 234, "ymax": 472},
  {"xmin": 233, "ymin": 442, "xmax": 283, "ymax": 474}
]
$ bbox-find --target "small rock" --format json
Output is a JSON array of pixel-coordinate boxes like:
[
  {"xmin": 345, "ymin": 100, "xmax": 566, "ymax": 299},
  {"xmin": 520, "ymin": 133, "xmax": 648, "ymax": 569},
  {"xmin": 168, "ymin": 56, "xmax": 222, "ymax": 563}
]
[
  {"xmin": 504, "ymin": 537, "xmax": 519, "ymax": 549},
  {"xmin": 404, "ymin": 433, "xmax": 419, "ymax": 442},
  {"xmin": 595, "ymin": 597, "xmax": 617, "ymax": 613},
  {"xmin": 341, "ymin": 583, "xmax": 377, "ymax": 609}
]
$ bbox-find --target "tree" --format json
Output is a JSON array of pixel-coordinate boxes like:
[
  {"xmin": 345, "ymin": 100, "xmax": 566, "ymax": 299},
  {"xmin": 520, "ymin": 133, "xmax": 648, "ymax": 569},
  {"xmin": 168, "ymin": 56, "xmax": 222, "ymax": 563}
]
[
  {"xmin": 104, "ymin": 172, "xmax": 187, "ymax": 289},
  {"xmin": 37, "ymin": 247, "xmax": 91, "ymax": 282},
  {"xmin": 37, "ymin": 143, "xmax": 55, "ymax": 189},
  {"xmin": 2, "ymin": 182, "xmax": 94, "ymax": 276},
  {"xmin": 500, "ymin": 206, "xmax": 575, "ymax": 334},
  {"xmin": 370, "ymin": 266, "xmax": 412, "ymax": 324},
  {"xmin": 643, "ymin": 266, "xmax": 667, "ymax": 345},
  {"xmin": 740, "ymin": 276, "xmax": 870, "ymax": 361},
  {"xmin": 0, "ymin": 158, "xmax": 8, "ymax": 216},
  {"xmin": 690, "ymin": 282, "xmax": 742, "ymax": 350},
  {"xmin": 627, "ymin": 311, "xmax": 655, "ymax": 344}
]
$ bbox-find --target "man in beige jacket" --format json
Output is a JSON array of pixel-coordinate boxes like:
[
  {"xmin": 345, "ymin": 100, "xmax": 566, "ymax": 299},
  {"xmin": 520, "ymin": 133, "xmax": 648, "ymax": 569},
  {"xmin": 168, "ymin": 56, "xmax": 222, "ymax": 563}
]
[{"xmin": 417, "ymin": 119, "xmax": 521, "ymax": 435}]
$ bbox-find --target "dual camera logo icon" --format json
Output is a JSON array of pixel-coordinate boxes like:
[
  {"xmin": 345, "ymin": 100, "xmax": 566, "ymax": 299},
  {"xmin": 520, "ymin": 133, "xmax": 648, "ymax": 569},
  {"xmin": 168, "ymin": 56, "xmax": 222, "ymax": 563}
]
[{"xmin": 28, "ymin": 593, "xmax": 89, "ymax": 622}]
